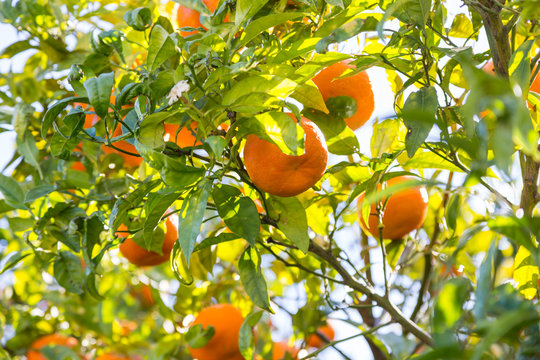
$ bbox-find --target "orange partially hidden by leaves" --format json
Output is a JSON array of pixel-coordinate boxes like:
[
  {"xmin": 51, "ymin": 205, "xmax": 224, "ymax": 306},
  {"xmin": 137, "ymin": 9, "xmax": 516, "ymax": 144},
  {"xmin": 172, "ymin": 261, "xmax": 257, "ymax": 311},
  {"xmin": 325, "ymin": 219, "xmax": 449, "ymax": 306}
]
[
  {"xmin": 117, "ymin": 217, "xmax": 177, "ymax": 267},
  {"xmin": 243, "ymin": 115, "xmax": 328, "ymax": 197},
  {"xmin": 176, "ymin": 0, "xmax": 221, "ymax": 36},
  {"xmin": 312, "ymin": 61, "xmax": 374, "ymax": 130},
  {"xmin": 306, "ymin": 323, "xmax": 335, "ymax": 349},
  {"xmin": 530, "ymin": 70, "xmax": 540, "ymax": 95},
  {"xmin": 73, "ymin": 102, "xmax": 99, "ymax": 129},
  {"xmin": 102, "ymin": 125, "xmax": 143, "ymax": 168},
  {"xmin": 27, "ymin": 334, "xmax": 78, "ymax": 360},
  {"xmin": 72, "ymin": 161, "xmax": 86, "ymax": 172},
  {"xmin": 96, "ymin": 354, "xmax": 130, "ymax": 360},
  {"xmin": 357, "ymin": 175, "xmax": 428, "ymax": 240},
  {"xmin": 163, "ymin": 121, "xmax": 229, "ymax": 148},
  {"xmin": 164, "ymin": 122, "xmax": 201, "ymax": 147},
  {"xmin": 272, "ymin": 341, "xmax": 299, "ymax": 360},
  {"xmin": 188, "ymin": 304, "xmax": 244, "ymax": 360}
]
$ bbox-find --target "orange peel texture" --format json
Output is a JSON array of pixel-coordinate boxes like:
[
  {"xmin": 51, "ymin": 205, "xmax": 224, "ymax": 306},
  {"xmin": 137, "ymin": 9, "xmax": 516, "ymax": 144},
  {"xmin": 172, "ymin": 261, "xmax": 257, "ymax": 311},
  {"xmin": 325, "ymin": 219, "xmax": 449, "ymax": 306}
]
[
  {"xmin": 357, "ymin": 175, "xmax": 428, "ymax": 240},
  {"xmin": 118, "ymin": 218, "xmax": 177, "ymax": 267},
  {"xmin": 188, "ymin": 304, "xmax": 245, "ymax": 360},
  {"xmin": 27, "ymin": 334, "xmax": 78, "ymax": 360},
  {"xmin": 243, "ymin": 115, "xmax": 328, "ymax": 197},
  {"xmin": 312, "ymin": 61, "xmax": 375, "ymax": 130}
]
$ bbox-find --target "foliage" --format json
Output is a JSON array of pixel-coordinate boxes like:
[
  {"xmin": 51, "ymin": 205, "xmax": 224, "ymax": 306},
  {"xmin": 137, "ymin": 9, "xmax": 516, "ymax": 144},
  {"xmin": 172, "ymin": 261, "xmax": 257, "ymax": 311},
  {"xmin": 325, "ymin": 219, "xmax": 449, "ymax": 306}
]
[{"xmin": 0, "ymin": 0, "xmax": 540, "ymax": 359}]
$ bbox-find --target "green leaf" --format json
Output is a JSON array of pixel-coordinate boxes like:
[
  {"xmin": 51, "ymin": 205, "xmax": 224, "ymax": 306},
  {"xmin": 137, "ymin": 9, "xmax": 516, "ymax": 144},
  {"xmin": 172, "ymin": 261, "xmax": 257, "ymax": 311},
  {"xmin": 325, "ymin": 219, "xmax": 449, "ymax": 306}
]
[
  {"xmin": 474, "ymin": 242, "xmax": 496, "ymax": 320},
  {"xmin": 98, "ymin": 30, "xmax": 125, "ymax": 63},
  {"xmin": 41, "ymin": 96, "xmax": 83, "ymax": 139},
  {"xmin": 147, "ymin": 25, "xmax": 177, "ymax": 73},
  {"xmin": 433, "ymin": 277, "xmax": 471, "ymax": 334},
  {"xmin": 109, "ymin": 179, "xmax": 161, "ymax": 232},
  {"xmin": 185, "ymin": 324, "xmax": 215, "ymax": 348},
  {"xmin": 0, "ymin": 251, "xmax": 31, "ymax": 274},
  {"xmin": 509, "ymin": 39, "xmax": 534, "ymax": 99},
  {"xmin": 268, "ymin": 196, "xmax": 309, "ymax": 253},
  {"xmin": 402, "ymin": 86, "xmax": 438, "ymax": 157},
  {"xmin": 303, "ymin": 108, "xmax": 359, "ymax": 155},
  {"xmin": 445, "ymin": 193, "xmax": 461, "ymax": 231},
  {"xmin": 53, "ymin": 251, "xmax": 84, "ymax": 294},
  {"xmin": 326, "ymin": 96, "xmax": 357, "ymax": 120},
  {"xmin": 315, "ymin": 18, "xmax": 366, "ymax": 53},
  {"xmin": 17, "ymin": 130, "xmax": 43, "ymax": 179},
  {"xmin": 371, "ymin": 118, "xmax": 404, "ymax": 158},
  {"xmin": 193, "ymin": 232, "xmax": 241, "ymax": 253},
  {"xmin": 239, "ymin": 246, "xmax": 272, "ymax": 312},
  {"xmin": 0, "ymin": 174, "xmax": 25, "ymax": 209},
  {"xmin": 212, "ymin": 184, "xmax": 260, "ymax": 246},
  {"xmin": 124, "ymin": 7, "xmax": 153, "ymax": 31},
  {"xmin": 204, "ymin": 135, "xmax": 227, "ymax": 158},
  {"xmin": 25, "ymin": 184, "xmax": 55, "ymax": 203},
  {"xmin": 78, "ymin": 214, "xmax": 104, "ymax": 274},
  {"xmin": 235, "ymin": 0, "xmax": 269, "ymax": 26},
  {"xmin": 290, "ymin": 81, "xmax": 329, "ymax": 114},
  {"xmin": 178, "ymin": 180, "xmax": 212, "ymax": 264},
  {"xmin": 448, "ymin": 14, "xmax": 474, "ymax": 39},
  {"xmin": 236, "ymin": 111, "xmax": 299, "ymax": 154},
  {"xmin": 239, "ymin": 311, "xmax": 263, "ymax": 359},
  {"xmin": 513, "ymin": 246, "xmax": 539, "ymax": 300},
  {"xmin": 143, "ymin": 191, "xmax": 180, "ymax": 249},
  {"xmin": 50, "ymin": 132, "xmax": 81, "ymax": 160},
  {"xmin": 237, "ymin": 12, "xmax": 305, "ymax": 49},
  {"xmin": 83, "ymin": 72, "xmax": 114, "ymax": 118},
  {"xmin": 377, "ymin": 0, "xmax": 431, "ymax": 39}
]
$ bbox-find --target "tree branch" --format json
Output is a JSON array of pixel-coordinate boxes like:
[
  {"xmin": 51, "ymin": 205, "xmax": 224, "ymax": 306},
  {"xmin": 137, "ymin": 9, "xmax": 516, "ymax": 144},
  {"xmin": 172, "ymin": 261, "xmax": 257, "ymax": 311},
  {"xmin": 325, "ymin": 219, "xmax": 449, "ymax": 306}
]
[{"xmin": 308, "ymin": 241, "xmax": 434, "ymax": 346}]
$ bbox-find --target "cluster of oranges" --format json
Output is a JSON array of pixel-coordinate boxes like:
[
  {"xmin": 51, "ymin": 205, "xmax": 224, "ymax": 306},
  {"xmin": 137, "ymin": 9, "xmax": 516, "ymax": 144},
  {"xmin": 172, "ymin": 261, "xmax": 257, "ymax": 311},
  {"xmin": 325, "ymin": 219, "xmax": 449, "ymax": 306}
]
[
  {"xmin": 28, "ymin": 306, "xmax": 335, "ymax": 359},
  {"xmin": 26, "ymin": 334, "xmax": 130, "ymax": 360},
  {"xmin": 186, "ymin": 304, "xmax": 335, "ymax": 360}
]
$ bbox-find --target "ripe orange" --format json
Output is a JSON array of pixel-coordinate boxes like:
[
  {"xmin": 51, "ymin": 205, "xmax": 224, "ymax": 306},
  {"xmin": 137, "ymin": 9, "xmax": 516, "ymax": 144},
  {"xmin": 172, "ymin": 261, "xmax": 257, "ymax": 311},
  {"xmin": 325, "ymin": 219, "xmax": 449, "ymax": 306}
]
[
  {"xmin": 163, "ymin": 121, "xmax": 229, "ymax": 148},
  {"xmin": 357, "ymin": 175, "xmax": 428, "ymax": 240},
  {"xmin": 306, "ymin": 323, "xmax": 335, "ymax": 349},
  {"xmin": 312, "ymin": 61, "xmax": 375, "ymax": 130},
  {"xmin": 72, "ymin": 161, "xmax": 86, "ymax": 172},
  {"xmin": 117, "ymin": 217, "xmax": 177, "ymax": 267},
  {"xmin": 188, "ymin": 304, "xmax": 244, "ymax": 360},
  {"xmin": 530, "ymin": 70, "xmax": 540, "ymax": 94},
  {"xmin": 243, "ymin": 115, "xmax": 328, "ymax": 197},
  {"xmin": 96, "ymin": 354, "xmax": 130, "ymax": 360},
  {"xmin": 272, "ymin": 342, "xmax": 299, "ymax": 360},
  {"xmin": 27, "ymin": 334, "xmax": 78, "ymax": 360},
  {"xmin": 73, "ymin": 102, "xmax": 99, "ymax": 129},
  {"xmin": 176, "ymin": 0, "xmax": 221, "ymax": 36},
  {"xmin": 163, "ymin": 122, "xmax": 201, "ymax": 147},
  {"xmin": 102, "ymin": 124, "xmax": 143, "ymax": 168}
]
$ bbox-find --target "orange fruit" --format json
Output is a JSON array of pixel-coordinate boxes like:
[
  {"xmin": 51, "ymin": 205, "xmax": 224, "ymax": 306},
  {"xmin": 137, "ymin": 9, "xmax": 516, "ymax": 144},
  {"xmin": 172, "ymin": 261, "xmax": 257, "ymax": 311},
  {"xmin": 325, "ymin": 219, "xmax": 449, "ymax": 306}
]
[
  {"xmin": 27, "ymin": 334, "xmax": 78, "ymax": 360},
  {"xmin": 312, "ymin": 61, "xmax": 375, "ymax": 130},
  {"xmin": 72, "ymin": 161, "xmax": 86, "ymax": 172},
  {"xmin": 272, "ymin": 342, "xmax": 299, "ymax": 360},
  {"xmin": 163, "ymin": 122, "xmax": 201, "ymax": 147},
  {"xmin": 96, "ymin": 354, "xmax": 130, "ymax": 360},
  {"xmin": 176, "ymin": 0, "xmax": 222, "ymax": 36},
  {"xmin": 102, "ymin": 124, "xmax": 143, "ymax": 168},
  {"xmin": 530, "ymin": 70, "xmax": 540, "ymax": 94},
  {"xmin": 188, "ymin": 304, "xmax": 244, "ymax": 360},
  {"xmin": 306, "ymin": 323, "xmax": 335, "ymax": 349},
  {"xmin": 163, "ymin": 121, "xmax": 229, "ymax": 148},
  {"xmin": 243, "ymin": 115, "xmax": 328, "ymax": 197},
  {"xmin": 357, "ymin": 175, "xmax": 428, "ymax": 240},
  {"xmin": 73, "ymin": 102, "xmax": 99, "ymax": 129},
  {"xmin": 117, "ymin": 217, "xmax": 177, "ymax": 267}
]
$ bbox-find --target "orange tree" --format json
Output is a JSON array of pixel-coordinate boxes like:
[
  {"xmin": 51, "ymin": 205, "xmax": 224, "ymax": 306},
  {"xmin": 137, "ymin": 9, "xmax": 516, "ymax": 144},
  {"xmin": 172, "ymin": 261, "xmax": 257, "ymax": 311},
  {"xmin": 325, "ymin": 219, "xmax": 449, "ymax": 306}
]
[{"xmin": 1, "ymin": 0, "xmax": 540, "ymax": 359}]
